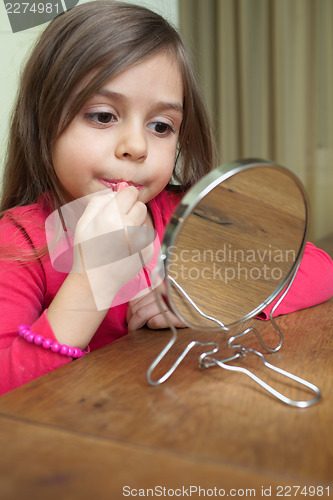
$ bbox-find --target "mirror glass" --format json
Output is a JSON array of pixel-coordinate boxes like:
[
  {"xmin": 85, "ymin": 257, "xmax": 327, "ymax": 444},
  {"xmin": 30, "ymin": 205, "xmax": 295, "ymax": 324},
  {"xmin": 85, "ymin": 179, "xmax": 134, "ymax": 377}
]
[{"xmin": 161, "ymin": 160, "xmax": 308, "ymax": 329}]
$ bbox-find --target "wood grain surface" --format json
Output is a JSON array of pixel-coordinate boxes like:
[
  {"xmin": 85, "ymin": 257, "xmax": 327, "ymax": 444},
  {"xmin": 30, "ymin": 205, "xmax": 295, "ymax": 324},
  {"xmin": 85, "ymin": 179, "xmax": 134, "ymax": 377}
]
[{"xmin": 0, "ymin": 299, "xmax": 332, "ymax": 499}]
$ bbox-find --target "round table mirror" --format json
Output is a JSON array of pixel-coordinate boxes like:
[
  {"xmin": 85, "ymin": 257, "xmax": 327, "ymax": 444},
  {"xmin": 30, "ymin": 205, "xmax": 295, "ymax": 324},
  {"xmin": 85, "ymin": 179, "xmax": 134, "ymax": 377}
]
[{"xmin": 161, "ymin": 159, "xmax": 309, "ymax": 330}]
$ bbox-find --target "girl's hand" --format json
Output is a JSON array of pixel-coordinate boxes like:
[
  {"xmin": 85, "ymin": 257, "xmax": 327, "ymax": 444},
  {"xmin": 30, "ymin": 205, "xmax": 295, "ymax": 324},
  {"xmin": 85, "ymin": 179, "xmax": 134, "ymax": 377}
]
[
  {"xmin": 126, "ymin": 282, "xmax": 186, "ymax": 331},
  {"xmin": 47, "ymin": 186, "xmax": 155, "ymax": 348},
  {"xmin": 74, "ymin": 186, "xmax": 147, "ymax": 249},
  {"xmin": 73, "ymin": 186, "xmax": 154, "ymax": 309}
]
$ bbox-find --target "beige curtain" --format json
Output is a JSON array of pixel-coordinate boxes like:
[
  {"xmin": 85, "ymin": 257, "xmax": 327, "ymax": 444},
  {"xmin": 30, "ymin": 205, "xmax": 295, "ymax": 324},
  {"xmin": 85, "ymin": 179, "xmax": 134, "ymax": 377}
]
[{"xmin": 179, "ymin": 0, "xmax": 333, "ymax": 242}]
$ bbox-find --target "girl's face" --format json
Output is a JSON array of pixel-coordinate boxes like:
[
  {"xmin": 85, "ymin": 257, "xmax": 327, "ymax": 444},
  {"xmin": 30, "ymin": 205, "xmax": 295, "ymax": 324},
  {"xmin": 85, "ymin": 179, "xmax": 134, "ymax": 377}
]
[{"xmin": 52, "ymin": 52, "xmax": 183, "ymax": 204}]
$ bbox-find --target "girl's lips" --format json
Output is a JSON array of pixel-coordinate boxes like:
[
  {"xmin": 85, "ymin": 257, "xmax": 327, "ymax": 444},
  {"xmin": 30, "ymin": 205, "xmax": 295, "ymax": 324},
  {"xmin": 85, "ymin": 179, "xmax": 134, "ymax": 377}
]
[{"xmin": 99, "ymin": 178, "xmax": 143, "ymax": 191}]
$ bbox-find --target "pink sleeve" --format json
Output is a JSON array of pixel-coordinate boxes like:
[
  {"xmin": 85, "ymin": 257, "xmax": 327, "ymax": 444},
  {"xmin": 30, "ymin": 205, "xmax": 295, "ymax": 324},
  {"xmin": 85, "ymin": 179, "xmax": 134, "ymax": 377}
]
[
  {"xmin": 0, "ymin": 215, "xmax": 71, "ymax": 396},
  {"xmin": 258, "ymin": 242, "xmax": 333, "ymax": 319}
]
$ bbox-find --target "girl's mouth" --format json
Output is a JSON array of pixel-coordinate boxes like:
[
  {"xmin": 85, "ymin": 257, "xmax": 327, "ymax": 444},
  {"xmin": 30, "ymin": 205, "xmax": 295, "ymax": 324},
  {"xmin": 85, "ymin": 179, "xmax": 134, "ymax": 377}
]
[{"xmin": 99, "ymin": 178, "xmax": 143, "ymax": 192}]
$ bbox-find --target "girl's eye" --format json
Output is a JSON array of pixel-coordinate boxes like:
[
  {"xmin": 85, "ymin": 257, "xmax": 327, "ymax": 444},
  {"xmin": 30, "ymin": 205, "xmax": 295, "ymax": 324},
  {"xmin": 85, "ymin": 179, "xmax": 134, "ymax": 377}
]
[
  {"xmin": 149, "ymin": 122, "xmax": 175, "ymax": 137},
  {"xmin": 85, "ymin": 112, "xmax": 116, "ymax": 126}
]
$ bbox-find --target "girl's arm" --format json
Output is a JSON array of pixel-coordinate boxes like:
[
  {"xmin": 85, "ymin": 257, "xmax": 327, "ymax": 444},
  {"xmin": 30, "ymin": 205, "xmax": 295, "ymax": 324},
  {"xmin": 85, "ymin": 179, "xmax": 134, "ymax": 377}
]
[
  {"xmin": 258, "ymin": 242, "xmax": 333, "ymax": 319},
  {"xmin": 0, "ymin": 187, "xmax": 150, "ymax": 394},
  {"xmin": 0, "ymin": 224, "xmax": 71, "ymax": 395}
]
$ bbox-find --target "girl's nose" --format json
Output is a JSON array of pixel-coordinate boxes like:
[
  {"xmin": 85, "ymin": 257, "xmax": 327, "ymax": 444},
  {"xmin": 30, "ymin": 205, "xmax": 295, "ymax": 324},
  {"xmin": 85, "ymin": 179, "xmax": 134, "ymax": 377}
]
[{"xmin": 115, "ymin": 122, "xmax": 148, "ymax": 162}]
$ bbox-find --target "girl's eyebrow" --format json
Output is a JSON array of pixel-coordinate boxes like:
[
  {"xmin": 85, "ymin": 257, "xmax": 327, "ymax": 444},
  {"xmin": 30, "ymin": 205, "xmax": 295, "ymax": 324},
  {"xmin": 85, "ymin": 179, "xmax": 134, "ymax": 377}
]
[{"xmin": 94, "ymin": 88, "xmax": 183, "ymax": 115}]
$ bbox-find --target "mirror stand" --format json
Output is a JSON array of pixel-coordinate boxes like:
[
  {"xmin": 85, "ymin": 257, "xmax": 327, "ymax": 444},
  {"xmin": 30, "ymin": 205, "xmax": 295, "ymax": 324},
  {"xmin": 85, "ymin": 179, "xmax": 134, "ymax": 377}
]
[
  {"xmin": 147, "ymin": 266, "xmax": 321, "ymax": 408},
  {"xmin": 146, "ymin": 160, "xmax": 322, "ymax": 408}
]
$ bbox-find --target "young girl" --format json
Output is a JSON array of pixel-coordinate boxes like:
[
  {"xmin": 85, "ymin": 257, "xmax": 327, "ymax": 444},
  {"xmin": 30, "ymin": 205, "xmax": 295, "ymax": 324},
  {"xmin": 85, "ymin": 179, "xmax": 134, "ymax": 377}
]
[{"xmin": 0, "ymin": 1, "xmax": 332, "ymax": 395}]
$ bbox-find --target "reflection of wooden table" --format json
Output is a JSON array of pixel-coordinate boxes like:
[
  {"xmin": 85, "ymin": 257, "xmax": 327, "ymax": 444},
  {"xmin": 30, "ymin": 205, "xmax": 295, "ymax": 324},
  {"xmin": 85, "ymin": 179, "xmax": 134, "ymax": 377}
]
[{"xmin": 0, "ymin": 300, "xmax": 332, "ymax": 499}]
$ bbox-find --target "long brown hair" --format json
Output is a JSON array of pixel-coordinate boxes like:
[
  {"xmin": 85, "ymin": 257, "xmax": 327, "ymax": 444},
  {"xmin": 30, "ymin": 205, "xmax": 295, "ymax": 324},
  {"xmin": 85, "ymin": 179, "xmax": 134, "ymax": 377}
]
[{"xmin": 0, "ymin": 1, "xmax": 215, "ymax": 216}]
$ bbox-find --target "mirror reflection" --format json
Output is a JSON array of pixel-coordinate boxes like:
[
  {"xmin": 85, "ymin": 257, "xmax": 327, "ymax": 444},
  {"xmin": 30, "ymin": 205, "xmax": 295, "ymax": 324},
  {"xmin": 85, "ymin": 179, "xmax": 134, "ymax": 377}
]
[{"xmin": 162, "ymin": 161, "xmax": 308, "ymax": 329}]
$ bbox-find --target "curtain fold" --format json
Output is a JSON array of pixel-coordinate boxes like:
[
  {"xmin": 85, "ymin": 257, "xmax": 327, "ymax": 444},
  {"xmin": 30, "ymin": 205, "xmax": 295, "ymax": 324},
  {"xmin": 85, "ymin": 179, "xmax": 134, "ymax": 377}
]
[{"xmin": 179, "ymin": 0, "xmax": 333, "ymax": 241}]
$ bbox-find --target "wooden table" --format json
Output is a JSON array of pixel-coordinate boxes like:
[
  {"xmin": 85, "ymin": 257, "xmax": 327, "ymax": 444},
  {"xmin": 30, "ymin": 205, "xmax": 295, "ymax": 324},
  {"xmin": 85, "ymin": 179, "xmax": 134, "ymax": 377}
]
[{"xmin": 0, "ymin": 299, "xmax": 332, "ymax": 499}]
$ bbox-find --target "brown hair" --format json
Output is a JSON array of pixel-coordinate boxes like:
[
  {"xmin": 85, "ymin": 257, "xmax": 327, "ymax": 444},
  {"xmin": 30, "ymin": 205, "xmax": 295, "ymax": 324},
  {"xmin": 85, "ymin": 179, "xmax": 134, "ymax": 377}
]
[{"xmin": 0, "ymin": 1, "xmax": 215, "ymax": 216}]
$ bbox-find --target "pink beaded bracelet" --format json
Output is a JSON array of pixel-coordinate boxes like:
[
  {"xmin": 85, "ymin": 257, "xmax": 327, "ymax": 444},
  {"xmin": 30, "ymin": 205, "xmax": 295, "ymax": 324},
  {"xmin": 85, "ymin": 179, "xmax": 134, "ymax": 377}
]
[{"xmin": 18, "ymin": 325, "xmax": 90, "ymax": 359}]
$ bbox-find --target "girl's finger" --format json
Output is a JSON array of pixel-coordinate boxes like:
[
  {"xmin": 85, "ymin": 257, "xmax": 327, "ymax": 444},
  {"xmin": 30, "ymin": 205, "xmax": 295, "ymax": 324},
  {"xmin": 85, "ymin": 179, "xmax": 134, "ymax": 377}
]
[
  {"xmin": 130, "ymin": 291, "xmax": 159, "ymax": 315},
  {"xmin": 114, "ymin": 186, "xmax": 140, "ymax": 214},
  {"xmin": 125, "ymin": 200, "xmax": 147, "ymax": 226},
  {"xmin": 78, "ymin": 190, "xmax": 116, "ymax": 224},
  {"xmin": 146, "ymin": 310, "xmax": 185, "ymax": 330}
]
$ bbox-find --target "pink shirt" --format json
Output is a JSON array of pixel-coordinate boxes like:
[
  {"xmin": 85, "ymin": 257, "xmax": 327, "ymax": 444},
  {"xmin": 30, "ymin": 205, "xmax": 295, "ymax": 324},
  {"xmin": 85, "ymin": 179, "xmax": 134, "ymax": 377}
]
[{"xmin": 0, "ymin": 190, "xmax": 332, "ymax": 395}]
